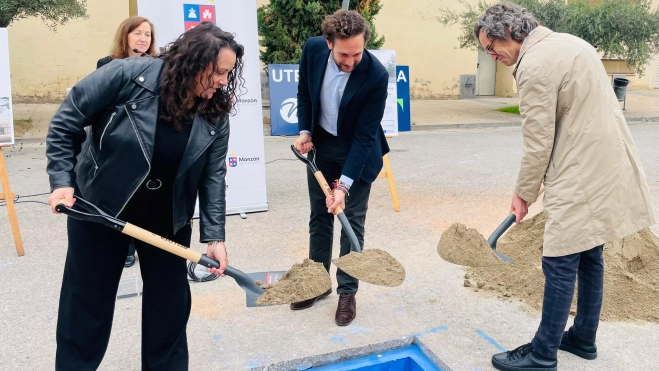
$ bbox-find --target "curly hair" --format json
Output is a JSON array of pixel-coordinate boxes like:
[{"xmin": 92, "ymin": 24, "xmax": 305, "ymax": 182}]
[
  {"xmin": 474, "ymin": 2, "xmax": 539, "ymax": 43},
  {"xmin": 158, "ymin": 22, "xmax": 245, "ymax": 130},
  {"xmin": 109, "ymin": 16, "xmax": 158, "ymax": 59},
  {"xmin": 322, "ymin": 9, "xmax": 371, "ymax": 44}
]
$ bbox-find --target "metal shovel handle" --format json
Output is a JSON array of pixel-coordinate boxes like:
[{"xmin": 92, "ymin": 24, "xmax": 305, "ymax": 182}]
[{"xmin": 487, "ymin": 185, "xmax": 545, "ymax": 250}]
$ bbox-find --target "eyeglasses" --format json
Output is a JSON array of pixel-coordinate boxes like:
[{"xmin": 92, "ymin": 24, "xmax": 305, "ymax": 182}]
[{"xmin": 485, "ymin": 39, "xmax": 497, "ymax": 55}]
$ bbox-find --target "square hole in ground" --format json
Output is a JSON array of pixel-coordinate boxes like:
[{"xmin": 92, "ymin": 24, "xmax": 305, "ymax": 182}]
[{"xmin": 310, "ymin": 344, "xmax": 444, "ymax": 371}]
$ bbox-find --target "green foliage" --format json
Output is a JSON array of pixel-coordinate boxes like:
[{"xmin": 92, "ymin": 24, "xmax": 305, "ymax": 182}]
[
  {"xmin": 497, "ymin": 105, "xmax": 520, "ymax": 114},
  {"xmin": 0, "ymin": 0, "xmax": 88, "ymax": 29},
  {"xmin": 257, "ymin": 0, "xmax": 385, "ymax": 73},
  {"xmin": 435, "ymin": 0, "xmax": 659, "ymax": 75}
]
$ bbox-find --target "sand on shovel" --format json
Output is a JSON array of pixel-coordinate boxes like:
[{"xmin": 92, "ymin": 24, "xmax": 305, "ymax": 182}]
[
  {"xmin": 333, "ymin": 249, "xmax": 406, "ymax": 287},
  {"xmin": 254, "ymin": 258, "xmax": 331, "ymax": 306},
  {"xmin": 466, "ymin": 211, "xmax": 659, "ymax": 323},
  {"xmin": 437, "ymin": 222, "xmax": 504, "ymax": 267}
]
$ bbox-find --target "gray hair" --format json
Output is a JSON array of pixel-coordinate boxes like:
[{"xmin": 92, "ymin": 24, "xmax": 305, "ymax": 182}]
[{"xmin": 474, "ymin": 2, "xmax": 539, "ymax": 43}]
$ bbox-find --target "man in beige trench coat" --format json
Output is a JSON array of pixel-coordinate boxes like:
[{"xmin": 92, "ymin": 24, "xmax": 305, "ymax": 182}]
[{"xmin": 474, "ymin": 3, "xmax": 656, "ymax": 371}]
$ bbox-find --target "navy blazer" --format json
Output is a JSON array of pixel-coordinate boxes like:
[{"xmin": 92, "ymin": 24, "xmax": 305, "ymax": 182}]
[{"xmin": 297, "ymin": 36, "xmax": 390, "ymax": 183}]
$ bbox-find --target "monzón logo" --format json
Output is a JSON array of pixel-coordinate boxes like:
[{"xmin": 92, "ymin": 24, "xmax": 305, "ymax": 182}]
[
  {"xmin": 280, "ymin": 98, "xmax": 298, "ymax": 124},
  {"xmin": 228, "ymin": 153, "xmax": 238, "ymax": 167},
  {"xmin": 227, "ymin": 153, "xmax": 260, "ymax": 168}
]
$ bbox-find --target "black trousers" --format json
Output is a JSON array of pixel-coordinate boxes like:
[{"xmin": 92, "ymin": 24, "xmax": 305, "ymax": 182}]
[
  {"xmin": 307, "ymin": 127, "xmax": 372, "ymax": 294},
  {"xmin": 55, "ymin": 204, "xmax": 192, "ymax": 370},
  {"xmin": 531, "ymin": 245, "xmax": 604, "ymax": 359}
]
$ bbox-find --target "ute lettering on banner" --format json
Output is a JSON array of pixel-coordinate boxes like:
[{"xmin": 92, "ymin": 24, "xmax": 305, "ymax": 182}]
[{"xmin": 137, "ymin": 0, "xmax": 268, "ymax": 216}]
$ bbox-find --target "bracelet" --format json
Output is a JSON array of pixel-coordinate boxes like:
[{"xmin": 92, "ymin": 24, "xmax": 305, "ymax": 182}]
[{"xmin": 331, "ymin": 179, "xmax": 350, "ymax": 196}]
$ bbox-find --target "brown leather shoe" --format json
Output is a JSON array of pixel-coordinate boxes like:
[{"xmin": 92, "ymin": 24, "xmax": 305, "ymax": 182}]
[
  {"xmin": 335, "ymin": 293, "xmax": 356, "ymax": 326},
  {"xmin": 290, "ymin": 289, "xmax": 332, "ymax": 310}
]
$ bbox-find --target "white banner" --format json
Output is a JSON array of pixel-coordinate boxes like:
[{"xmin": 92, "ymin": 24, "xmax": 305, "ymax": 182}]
[
  {"xmin": 0, "ymin": 28, "xmax": 15, "ymax": 146},
  {"xmin": 369, "ymin": 50, "xmax": 398, "ymax": 136},
  {"xmin": 136, "ymin": 0, "xmax": 268, "ymax": 215}
]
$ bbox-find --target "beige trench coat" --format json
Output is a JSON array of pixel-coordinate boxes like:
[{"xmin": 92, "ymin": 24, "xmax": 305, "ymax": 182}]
[{"xmin": 513, "ymin": 26, "xmax": 655, "ymax": 257}]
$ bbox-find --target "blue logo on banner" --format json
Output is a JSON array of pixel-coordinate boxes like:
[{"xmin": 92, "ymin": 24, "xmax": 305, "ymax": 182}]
[
  {"xmin": 184, "ymin": 4, "xmax": 216, "ymax": 31},
  {"xmin": 184, "ymin": 4, "xmax": 200, "ymax": 21},
  {"xmin": 268, "ymin": 64, "xmax": 300, "ymax": 136}
]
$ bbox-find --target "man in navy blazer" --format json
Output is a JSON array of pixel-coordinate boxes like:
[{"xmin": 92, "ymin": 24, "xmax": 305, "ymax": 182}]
[{"xmin": 292, "ymin": 9, "xmax": 389, "ymax": 326}]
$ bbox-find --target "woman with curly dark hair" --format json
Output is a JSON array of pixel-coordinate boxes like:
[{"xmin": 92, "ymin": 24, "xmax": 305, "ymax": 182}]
[{"xmin": 46, "ymin": 22, "xmax": 244, "ymax": 370}]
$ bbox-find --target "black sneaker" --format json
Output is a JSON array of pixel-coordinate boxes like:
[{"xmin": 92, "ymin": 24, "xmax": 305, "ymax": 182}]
[
  {"xmin": 559, "ymin": 328, "xmax": 597, "ymax": 360},
  {"xmin": 492, "ymin": 343, "xmax": 557, "ymax": 371}
]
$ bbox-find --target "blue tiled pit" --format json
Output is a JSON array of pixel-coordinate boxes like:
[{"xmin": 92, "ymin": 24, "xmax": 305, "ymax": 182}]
[{"xmin": 310, "ymin": 344, "xmax": 444, "ymax": 371}]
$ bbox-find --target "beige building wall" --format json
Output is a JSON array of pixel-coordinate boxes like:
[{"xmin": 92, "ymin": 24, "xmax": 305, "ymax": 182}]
[
  {"xmin": 646, "ymin": 55, "xmax": 659, "ymax": 89},
  {"xmin": 7, "ymin": 0, "xmax": 129, "ymax": 103},
  {"xmin": 495, "ymin": 63, "xmax": 517, "ymax": 97},
  {"xmin": 374, "ymin": 0, "xmax": 480, "ymax": 98}
]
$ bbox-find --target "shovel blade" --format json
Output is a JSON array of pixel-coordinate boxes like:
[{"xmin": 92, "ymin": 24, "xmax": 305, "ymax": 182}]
[
  {"xmin": 244, "ymin": 271, "xmax": 287, "ymax": 307},
  {"xmin": 494, "ymin": 250, "xmax": 514, "ymax": 263},
  {"xmin": 332, "ymin": 250, "xmax": 406, "ymax": 287}
]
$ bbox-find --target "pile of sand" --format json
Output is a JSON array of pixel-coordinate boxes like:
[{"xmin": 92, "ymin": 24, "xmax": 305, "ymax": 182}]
[
  {"xmin": 464, "ymin": 212, "xmax": 659, "ymax": 323},
  {"xmin": 437, "ymin": 222, "xmax": 504, "ymax": 267},
  {"xmin": 255, "ymin": 259, "xmax": 331, "ymax": 305},
  {"xmin": 334, "ymin": 249, "xmax": 406, "ymax": 287}
]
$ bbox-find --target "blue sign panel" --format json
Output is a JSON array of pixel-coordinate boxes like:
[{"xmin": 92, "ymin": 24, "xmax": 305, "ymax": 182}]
[{"xmin": 268, "ymin": 64, "xmax": 300, "ymax": 136}]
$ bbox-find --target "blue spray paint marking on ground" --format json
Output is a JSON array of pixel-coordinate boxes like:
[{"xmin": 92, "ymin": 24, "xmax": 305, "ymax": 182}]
[
  {"xmin": 331, "ymin": 336, "xmax": 348, "ymax": 345},
  {"xmin": 476, "ymin": 330, "xmax": 507, "ymax": 352},
  {"xmin": 413, "ymin": 325, "xmax": 449, "ymax": 337},
  {"xmin": 349, "ymin": 326, "xmax": 369, "ymax": 335},
  {"xmin": 213, "ymin": 334, "xmax": 221, "ymax": 340}
]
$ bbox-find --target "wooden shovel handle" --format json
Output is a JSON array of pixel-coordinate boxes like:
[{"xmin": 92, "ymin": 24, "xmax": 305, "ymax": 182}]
[
  {"xmin": 122, "ymin": 223, "xmax": 204, "ymax": 262},
  {"xmin": 313, "ymin": 171, "xmax": 344, "ymax": 216}
]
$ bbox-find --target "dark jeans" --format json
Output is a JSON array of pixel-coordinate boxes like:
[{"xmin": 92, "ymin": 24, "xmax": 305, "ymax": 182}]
[
  {"xmin": 307, "ymin": 127, "xmax": 372, "ymax": 295},
  {"xmin": 532, "ymin": 245, "xmax": 604, "ymax": 359},
  {"xmin": 55, "ymin": 214, "xmax": 192, "ymax": 370}
]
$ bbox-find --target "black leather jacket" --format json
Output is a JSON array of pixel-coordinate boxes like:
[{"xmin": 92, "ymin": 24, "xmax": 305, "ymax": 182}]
[{"xmin": 46, "ymin": 57, "xmax": 229, "ymax": 242}]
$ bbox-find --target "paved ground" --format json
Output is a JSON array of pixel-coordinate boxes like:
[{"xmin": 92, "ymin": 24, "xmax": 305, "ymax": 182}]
[
  {"xmin": 407, "ymin": 90, "xmax": 659, "ymax": 130},
  {"xmin": 1, "ymin": 122, "xmax": 657, "ymax": 370}
]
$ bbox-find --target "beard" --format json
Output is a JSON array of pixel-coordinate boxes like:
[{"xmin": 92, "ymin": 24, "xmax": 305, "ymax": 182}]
[{"xmin": 331, "ymin": 50, "xmax": 361, "ymax": 72}]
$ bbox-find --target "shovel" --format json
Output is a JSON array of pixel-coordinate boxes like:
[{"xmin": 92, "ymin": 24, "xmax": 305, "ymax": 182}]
[
  {"xmin": 486, "ymin": 185, "xmax": 545, "ymax": 263},
  {"xmin": 54, "ymin": 197, "xmax": 285, "ymax": 307},
  {"xmin": 291, "ymin": 145, "xmax": 405, "ymax": 287}
]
